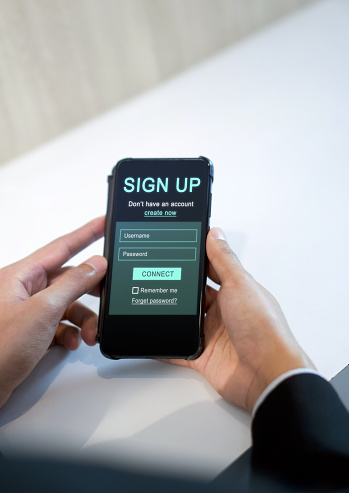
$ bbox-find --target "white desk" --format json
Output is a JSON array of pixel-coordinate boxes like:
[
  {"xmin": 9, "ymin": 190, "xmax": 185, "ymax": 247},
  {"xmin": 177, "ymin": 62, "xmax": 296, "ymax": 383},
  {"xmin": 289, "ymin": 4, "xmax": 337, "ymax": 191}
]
[{"xmin": 1, "ymin": 0, "xmax": 349, "ymax": 480}]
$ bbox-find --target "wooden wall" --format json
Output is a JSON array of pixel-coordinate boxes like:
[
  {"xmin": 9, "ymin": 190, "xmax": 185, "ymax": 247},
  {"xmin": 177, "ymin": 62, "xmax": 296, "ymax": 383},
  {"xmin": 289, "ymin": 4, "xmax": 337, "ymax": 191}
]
[{"xmin": 0, "ymin": 0, "xmax": 316, "ymax": 165}]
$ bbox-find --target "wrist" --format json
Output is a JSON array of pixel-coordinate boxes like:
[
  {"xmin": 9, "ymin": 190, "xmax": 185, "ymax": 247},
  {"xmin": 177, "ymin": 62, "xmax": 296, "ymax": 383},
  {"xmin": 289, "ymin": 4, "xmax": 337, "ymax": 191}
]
[
  {"xmin": 252, "ymin": 368, "xmax": 322, "ymax": 417},
  {"xmin": 246, "ymin": 347, "xmax": 315, "ymax": 413}
]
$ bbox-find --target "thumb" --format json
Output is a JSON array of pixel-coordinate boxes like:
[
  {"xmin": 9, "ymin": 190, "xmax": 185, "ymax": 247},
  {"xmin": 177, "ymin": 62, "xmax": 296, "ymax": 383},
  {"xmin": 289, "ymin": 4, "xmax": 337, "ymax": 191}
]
[
  {"xmin": 35, "ymin": 255, "xmax": 108, "ymax": 319},
  {"xmin": 206, "ymin": 228, "xmax": 244, "ymax": 285}
]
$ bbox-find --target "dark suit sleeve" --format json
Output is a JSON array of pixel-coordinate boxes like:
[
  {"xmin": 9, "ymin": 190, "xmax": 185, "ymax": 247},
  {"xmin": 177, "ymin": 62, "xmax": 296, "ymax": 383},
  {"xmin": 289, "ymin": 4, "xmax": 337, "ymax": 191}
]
[{"xmin": 251, "ymin": 373, "xmax": 349, "ymax": 491}]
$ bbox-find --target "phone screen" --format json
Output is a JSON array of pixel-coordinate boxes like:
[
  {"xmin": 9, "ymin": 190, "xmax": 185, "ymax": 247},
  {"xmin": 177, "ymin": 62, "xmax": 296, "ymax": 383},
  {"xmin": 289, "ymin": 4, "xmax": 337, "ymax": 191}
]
[{"xmin": 98, "ymin": 157, "xmax": 213, "ymax": 359}]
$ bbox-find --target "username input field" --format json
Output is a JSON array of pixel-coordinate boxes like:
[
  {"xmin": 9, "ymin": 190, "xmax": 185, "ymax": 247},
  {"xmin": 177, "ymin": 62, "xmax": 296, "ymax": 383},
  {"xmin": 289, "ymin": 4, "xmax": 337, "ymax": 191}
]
[
  {"xmin": 119, "ymin": 228, "xmax": 197, "ymax": 242},
  {"xmin": 118, "ymin": 247, "xmax": 196, "ymax": 261}
]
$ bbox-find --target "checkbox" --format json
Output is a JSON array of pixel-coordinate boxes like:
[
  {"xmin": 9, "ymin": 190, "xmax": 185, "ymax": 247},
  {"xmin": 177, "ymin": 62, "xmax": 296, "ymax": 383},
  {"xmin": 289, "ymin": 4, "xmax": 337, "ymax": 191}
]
[{"xmin": 132, "ymin": 287, "xmax": 139, "ymax": 294}]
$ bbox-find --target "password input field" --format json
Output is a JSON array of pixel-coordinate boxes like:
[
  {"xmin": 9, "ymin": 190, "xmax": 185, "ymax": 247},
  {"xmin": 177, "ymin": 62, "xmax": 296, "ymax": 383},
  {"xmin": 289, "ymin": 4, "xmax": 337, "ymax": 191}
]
[{"xmin": 118, "ymin": 247, "xmax": 196, "ymax": 261}]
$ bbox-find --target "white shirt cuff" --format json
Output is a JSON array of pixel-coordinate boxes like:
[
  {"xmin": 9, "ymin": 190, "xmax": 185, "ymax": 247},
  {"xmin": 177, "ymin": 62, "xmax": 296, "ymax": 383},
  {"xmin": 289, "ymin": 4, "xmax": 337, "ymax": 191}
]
[{"xmin": 252, "ymin": 368, "xmax": 324, "ymax": 419}]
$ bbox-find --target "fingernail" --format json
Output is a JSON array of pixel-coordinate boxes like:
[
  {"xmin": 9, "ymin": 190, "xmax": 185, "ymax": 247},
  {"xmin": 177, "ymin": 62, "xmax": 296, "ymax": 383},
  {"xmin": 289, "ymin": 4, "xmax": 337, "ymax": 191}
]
[
  {"xmin": 210, "ymin": 227, "xmax": 226, "ymax": 240},
  {"xmin": 84, "ymin": 255, "xmax": 108, "ymax": 274}
]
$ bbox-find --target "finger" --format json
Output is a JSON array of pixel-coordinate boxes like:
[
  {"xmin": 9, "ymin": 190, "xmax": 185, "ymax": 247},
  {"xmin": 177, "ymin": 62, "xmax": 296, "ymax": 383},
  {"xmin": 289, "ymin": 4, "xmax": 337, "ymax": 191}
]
[
  {"xmin": 64, "ymin": 301, "xmax": 98, "ymax": 346},
  {"xmin": 32, "ymin": 255, "xmax": 107, "ymax": 321},
  {"xmin": 206, "ymin": 261, "xmax": 221, "ymax": 286},
  {"xmin": 205, "ymin": 285, "xmax": 218, "ymax": 312},
  {"xmin": 48, "ymin": 266, "xmax": 71, "ymax": 284},
  {"xmin": 26, "ymin": 216, "xmax": 105, "ymax": 272},
  {"xmin": 88, "ymin": 282, "xmax": 102, "ymax": 297},
  {"xmin": 159, "ymin": 358, "xmax": 193, "ymax": 369},
  {"xmin": 49, "ymin": 267, "xmax": 102, "ymax": 297},
  {"xmin": 202, "ymin": 300, "xmax": 224, "ymax": 343},
  {"xmin": 52, "ymin": 323, "xmax": 81, "ymax": 351},
  {"xmin": 206, "ymin": 228, "xmax": 245, "ymax": 285}
]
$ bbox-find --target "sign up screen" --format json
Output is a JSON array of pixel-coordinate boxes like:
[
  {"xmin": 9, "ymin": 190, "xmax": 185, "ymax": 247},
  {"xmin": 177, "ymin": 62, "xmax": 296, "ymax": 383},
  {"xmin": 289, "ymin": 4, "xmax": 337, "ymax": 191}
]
[{"xmin": 107, "ymin": 158, "xmax": 212, "ymax": 318}]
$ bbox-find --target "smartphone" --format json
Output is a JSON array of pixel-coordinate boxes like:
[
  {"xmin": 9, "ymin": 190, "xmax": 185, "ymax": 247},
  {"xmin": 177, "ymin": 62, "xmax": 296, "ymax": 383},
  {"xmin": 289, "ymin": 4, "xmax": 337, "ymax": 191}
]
[{"xmin": 98, "ymin": 157, "xmax": 213, "ymax": 359}]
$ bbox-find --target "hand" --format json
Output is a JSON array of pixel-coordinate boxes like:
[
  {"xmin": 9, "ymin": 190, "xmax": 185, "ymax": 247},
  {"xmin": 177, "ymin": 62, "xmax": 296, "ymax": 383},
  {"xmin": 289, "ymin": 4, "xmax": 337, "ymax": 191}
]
[
  {"xmin": 0, "ymin": 217, "xmax": 107, "ymax": 408},
  {"xmin": 168, "ymin": 228, "xmax": 315, "ymax": 413}
]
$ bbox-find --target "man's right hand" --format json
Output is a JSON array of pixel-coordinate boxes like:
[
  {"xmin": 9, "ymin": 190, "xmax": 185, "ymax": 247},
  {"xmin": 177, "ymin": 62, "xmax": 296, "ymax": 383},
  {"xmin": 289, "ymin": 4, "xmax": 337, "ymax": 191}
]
[{"xmin": 167, "ymin": 227, "xmax": 315, "ymax": 413}]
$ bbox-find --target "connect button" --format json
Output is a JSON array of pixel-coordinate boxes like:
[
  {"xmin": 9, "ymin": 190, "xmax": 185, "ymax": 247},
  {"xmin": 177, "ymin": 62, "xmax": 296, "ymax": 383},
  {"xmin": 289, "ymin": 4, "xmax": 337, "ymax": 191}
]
[{"xmin": 133, "ymin": 267, "xmax": 182, "ymax": 281}]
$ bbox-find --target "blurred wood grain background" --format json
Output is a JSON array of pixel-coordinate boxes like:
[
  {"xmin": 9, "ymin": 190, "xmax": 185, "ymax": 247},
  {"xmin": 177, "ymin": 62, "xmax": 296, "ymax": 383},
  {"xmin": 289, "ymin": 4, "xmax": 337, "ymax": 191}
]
[{"xmin": 0, "ymin": 0, "xmax": 316, "ymax": 165}]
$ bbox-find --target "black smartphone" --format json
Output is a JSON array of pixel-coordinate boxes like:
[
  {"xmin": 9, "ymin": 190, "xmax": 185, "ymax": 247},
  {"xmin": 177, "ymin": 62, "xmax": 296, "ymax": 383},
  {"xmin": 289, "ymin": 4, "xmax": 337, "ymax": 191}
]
[{"xmin": 98, "ymin": 157, "xmax": 214, "ymax": 359}]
